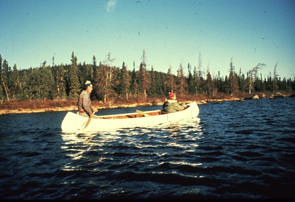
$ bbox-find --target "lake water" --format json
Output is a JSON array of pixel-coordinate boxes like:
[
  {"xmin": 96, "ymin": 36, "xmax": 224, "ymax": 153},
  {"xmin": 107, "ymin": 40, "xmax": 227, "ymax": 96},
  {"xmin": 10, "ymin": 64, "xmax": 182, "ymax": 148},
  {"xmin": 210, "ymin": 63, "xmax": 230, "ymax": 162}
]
[{"xmin": 0, "ymin": 98, "xmax": 294, "ymax": 200}]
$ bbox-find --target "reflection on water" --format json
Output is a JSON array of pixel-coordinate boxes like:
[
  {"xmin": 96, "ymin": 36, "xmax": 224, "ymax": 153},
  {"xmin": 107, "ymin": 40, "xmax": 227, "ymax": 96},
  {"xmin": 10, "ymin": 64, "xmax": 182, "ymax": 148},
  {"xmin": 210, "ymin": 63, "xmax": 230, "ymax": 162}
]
[{"xmin": 60, "ymin": 118, "xmax": 202, "ymax": 172}]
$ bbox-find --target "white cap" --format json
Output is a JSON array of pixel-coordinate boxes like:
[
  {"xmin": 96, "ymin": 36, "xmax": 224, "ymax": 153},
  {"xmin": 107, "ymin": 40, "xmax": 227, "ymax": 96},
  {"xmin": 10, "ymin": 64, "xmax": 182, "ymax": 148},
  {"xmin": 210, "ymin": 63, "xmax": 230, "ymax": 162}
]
[{"xmin": 85, "ymin": 80, "xmax": 92, "ymax": 87}]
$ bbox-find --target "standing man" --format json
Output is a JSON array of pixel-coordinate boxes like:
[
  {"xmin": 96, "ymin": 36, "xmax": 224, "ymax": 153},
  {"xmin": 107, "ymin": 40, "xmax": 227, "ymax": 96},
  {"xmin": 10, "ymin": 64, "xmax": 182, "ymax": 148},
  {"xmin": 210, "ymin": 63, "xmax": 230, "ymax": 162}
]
[{"xmin": 78, "ymin": 81, "xmax": 98, "ymax": 118}]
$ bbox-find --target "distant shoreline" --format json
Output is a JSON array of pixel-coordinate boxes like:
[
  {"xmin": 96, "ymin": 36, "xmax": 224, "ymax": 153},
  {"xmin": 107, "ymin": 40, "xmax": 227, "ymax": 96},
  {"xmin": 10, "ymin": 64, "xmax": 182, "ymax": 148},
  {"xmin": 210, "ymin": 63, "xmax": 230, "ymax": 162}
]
[{"xmin": 1, "ymin": 93, "xmax": 292, "ymax": 115}]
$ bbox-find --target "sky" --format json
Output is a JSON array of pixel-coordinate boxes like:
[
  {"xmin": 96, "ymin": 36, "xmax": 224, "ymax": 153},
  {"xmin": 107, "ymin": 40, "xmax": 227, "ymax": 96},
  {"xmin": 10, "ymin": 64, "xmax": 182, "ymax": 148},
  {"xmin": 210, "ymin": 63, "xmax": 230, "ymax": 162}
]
[{"xmin": 1, "ymin": 0, "xmax": 295, "ymax": 79}]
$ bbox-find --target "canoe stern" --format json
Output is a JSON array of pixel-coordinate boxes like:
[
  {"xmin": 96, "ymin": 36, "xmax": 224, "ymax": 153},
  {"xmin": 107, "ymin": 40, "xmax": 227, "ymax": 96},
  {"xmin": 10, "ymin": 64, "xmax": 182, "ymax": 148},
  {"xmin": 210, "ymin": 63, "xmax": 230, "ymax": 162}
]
[{"xmin": 61, "ymin": 112, "xmax": 87, "ymax": 132}]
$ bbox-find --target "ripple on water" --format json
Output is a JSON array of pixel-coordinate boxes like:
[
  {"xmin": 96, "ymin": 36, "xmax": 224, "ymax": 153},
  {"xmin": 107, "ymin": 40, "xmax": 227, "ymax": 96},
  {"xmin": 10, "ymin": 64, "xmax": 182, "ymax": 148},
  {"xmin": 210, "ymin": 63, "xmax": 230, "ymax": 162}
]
[{"xmin": 1, "ymin": 99, "xmax": 295, "ymax": 199}]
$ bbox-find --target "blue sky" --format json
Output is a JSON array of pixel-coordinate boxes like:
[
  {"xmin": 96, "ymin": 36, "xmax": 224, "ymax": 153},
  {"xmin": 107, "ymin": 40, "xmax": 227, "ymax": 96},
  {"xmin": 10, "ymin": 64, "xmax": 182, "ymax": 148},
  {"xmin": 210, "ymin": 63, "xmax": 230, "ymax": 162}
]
[{"xmin": 1, "ymin": 0, "xmax": 294, "ymax": 79}]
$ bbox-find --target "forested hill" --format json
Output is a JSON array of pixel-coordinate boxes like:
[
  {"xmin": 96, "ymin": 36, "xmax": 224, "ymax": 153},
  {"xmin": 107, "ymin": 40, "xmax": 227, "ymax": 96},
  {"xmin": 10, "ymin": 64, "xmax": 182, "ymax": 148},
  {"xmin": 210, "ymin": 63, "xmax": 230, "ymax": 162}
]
[{"xmin": 0, "ymin": 52, "xmax": 294, "ymax": 102}]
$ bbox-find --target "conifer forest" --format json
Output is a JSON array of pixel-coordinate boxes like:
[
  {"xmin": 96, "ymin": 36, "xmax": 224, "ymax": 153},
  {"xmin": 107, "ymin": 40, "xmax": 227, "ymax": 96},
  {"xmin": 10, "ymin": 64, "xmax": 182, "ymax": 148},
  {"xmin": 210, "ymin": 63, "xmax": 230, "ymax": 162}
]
[{"xmin": 0, "ymin": 52, "xmax": 294, "ymax": 103}]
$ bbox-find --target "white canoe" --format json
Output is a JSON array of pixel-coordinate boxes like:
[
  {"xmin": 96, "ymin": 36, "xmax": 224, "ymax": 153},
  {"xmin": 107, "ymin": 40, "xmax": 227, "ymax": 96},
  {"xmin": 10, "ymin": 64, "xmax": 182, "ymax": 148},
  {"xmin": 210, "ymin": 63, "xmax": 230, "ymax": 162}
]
[{"xmin": 61, "ymin": 101, "xmax": 199, "ymax": 132}]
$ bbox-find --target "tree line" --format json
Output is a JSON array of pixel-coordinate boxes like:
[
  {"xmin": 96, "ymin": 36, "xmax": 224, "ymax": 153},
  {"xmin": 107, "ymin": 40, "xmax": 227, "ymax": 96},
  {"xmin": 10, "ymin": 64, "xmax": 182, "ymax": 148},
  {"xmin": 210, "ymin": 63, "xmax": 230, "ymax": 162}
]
[{"xmin": 0, "ymin": 52, "xmax": 294, "ymax": 103}]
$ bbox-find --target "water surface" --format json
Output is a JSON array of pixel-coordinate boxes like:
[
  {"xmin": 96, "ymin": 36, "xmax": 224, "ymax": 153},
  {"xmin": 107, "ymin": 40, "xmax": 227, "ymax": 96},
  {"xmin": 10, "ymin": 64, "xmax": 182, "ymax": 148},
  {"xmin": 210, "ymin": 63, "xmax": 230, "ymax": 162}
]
[{"xmin": 0, "ymin": 98, "xmax": 294, "ymax": 199}]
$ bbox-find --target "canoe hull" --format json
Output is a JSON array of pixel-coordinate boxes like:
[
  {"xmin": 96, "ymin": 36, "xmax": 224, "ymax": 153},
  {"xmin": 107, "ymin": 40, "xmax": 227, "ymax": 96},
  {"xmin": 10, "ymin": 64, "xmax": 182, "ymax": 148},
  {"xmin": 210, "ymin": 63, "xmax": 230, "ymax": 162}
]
[{"xmin": 61, "ymin": 102, "xmax": 199, "ymax": 132}]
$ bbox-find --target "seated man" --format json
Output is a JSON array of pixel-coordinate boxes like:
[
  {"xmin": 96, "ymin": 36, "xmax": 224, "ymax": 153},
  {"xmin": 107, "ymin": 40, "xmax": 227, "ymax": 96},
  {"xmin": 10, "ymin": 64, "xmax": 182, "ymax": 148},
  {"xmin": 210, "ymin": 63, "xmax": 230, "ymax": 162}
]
[
  {"xmin": 162, "ymin": 92, "xmax": 185, "ymax": 113},
  {"xmin": 77, "ymin": 81, "xmax": 98, "ymax": 117}
]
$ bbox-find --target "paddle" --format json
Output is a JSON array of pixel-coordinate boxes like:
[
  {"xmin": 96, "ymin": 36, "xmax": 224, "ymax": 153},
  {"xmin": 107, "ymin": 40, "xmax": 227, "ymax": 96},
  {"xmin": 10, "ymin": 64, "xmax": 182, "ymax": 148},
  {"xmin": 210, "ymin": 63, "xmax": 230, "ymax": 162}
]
[
  {"xmin": 136, "ymin": 110, "xmax": 150, "ymax": 117},
  {"xmin": 84, "ymin": 112, "xmax": 95, "ymax": 129}
]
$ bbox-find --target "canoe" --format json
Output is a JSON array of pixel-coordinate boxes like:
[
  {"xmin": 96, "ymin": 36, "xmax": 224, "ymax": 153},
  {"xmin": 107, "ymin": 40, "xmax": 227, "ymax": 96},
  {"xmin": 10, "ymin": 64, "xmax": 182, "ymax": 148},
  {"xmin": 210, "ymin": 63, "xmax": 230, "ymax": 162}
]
[{"xmin": 61, "ymin": 101, "xmax": 199, "ymax": 132}]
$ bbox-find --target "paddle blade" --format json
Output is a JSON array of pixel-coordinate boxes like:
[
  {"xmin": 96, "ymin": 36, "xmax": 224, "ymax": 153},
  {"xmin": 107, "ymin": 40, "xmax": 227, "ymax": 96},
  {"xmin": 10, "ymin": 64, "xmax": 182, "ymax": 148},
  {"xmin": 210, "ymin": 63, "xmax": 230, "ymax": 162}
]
[
  {"xmin": 83, "ymin": 112, "xmax": 95, "ymax": 130},
  {"xmin": 84, "ymin": 117, "xmax": 92, "ymax": 129}
]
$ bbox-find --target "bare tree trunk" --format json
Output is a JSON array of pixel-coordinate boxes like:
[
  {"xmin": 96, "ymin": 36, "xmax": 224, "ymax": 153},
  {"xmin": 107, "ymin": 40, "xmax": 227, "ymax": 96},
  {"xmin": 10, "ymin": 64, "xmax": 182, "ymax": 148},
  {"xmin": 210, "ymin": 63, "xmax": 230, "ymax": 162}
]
[
  {"xmin": 0, "ymin": 72, "xmax": 9, "ymax": 101},
  {"xmin": 1, "ymin": 78, "xmax": 9, "ymax": 101},
  {"xmin": 105, "ymin": 71, "xmax": 109, "ymax": 103},
  {"xmin": 144, "ymin": 89, "xmax": 147, "ymax": 99},
  {"xmin": 0, "ymin": 56, "xmax": 10, "ymax": 101}
]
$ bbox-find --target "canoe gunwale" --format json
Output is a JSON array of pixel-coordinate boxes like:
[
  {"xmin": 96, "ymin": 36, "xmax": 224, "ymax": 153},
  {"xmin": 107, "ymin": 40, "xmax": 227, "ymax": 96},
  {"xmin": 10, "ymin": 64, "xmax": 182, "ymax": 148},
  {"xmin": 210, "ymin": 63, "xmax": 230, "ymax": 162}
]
[
  {"xmin": 98, "ymin": 110, "xmax": 162, "ymax": 119},
  {"xmin": 95, "ymin": 105, "xmax": 190, "ymax": 119}
]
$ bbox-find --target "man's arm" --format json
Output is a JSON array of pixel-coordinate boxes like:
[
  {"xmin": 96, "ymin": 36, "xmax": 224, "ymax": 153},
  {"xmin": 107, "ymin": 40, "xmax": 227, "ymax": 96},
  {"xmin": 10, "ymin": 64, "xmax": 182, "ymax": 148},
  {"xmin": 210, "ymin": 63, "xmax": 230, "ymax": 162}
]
[
  {"xmin": 91, "ymin": 107, "xmax": 98, "ymax": 113},
  {"xmin": 172, "ymin": 102, "xmax": 184, "ymax": 111},
  {"xmin": 82, "ymin": 94, "xmax": 93, "ymax": 115}
]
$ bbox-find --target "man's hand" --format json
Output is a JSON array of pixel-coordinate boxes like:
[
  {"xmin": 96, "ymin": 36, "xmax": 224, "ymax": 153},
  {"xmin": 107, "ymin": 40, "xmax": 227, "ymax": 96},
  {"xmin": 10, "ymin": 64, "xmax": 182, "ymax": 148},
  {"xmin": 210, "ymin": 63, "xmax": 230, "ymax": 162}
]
[{"xmin": 90, "ymin": 109, "xmax": 97, "ymax": 118}]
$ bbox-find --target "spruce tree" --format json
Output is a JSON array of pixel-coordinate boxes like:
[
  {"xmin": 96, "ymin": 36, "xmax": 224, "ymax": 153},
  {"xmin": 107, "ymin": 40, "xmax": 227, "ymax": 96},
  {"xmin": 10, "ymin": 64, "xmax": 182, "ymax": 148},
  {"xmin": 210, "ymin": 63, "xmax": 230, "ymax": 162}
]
[
  {"xmin": 68, "ymin": 52, "xmax": 81, "ymax": 99},
  {"xmin": 206, "ymin": 67, "xmax": 214, "ymax": 97},
  {"xmin": 94, "ymin": 63, "xmax": 109, "ymax": 102},
  {"xmin": 118, "ymin": 62, "xmax": 130, "ymax": 99},
  {"xmin": 158, "ymin": 72, "xmax": 167, "ymax": 96},
  {"xmin": 11, "ymin": 64, "xmax": 21, "ymax": 99},
  {"xmin": 52, "ymin": 64, "xmax": 66, "ymax": 99},
  {"xmin": 2, "ymin": 60, "xmax": 11, "ymax": 100},
  {"xmin": 265, "ymin": 73, "xmax": 273, "ymax": 92},
  {"xmin": 94, "ymin": 53, "xmax": 117, "ymax": 103},
  {"xmin": 31, "ymin": 68, "xmax": 41, "ymax": 99},
  {"xmin": 193, "ymin": 66, "xmax": 201, "ymax": 95},
  {"xmin": 148, "ymin": 66, "xmax": 158, "ymax": 97},
  {"xmin": 224, "ymin": 75, "xmax": 230, "ymax": 94},
  {"xmin": 228, "ymin": 59, "xmax": 239, "ymax": 95},
  {"xmin": 273, "ymin": 62, "xmax": 279, "ymax": 93},
  {"xmin": 176, "ymin": 63, "xmax": 188, "ymax": 97},
  {"xmin": 130, "ymin": 67, "xmax": 139, "ymax": 98},
  {"xmin": 215, "ymin": 71, "xmax": 223, "ymax": 93},
  {"xmin": 187, "ymin": 63, "xmax": 195, "ymax": 94},
  {"xmin": 166, "ymin": 66, "xmax": 175, "ymax": 93},
  {"xmin": 40, "ymin": 62, "xmax": 56, "ymax": 99},
  {"xmin": 138, "ymin": 61, "xmax": 150, "ymax": 99},
  {"xmin": 20, "ymin": 70, "xmax": 30, "ymax": 100}
]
